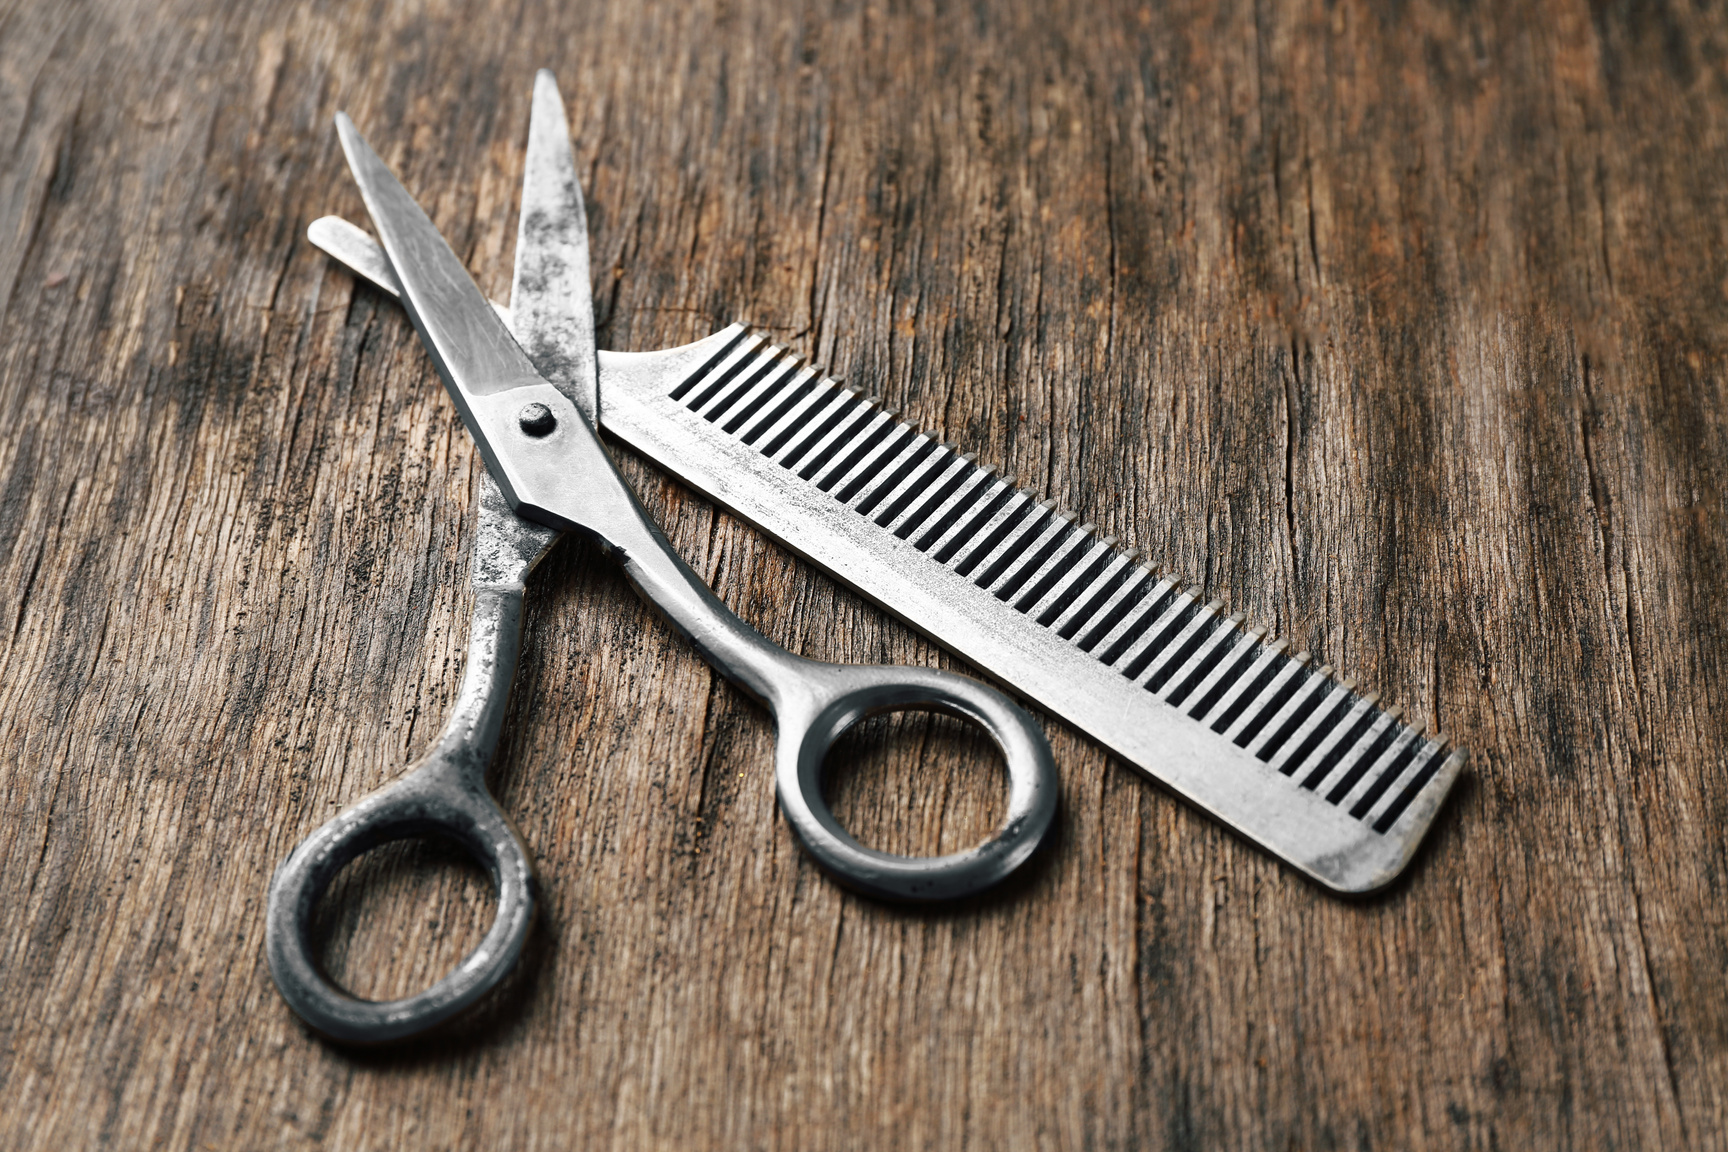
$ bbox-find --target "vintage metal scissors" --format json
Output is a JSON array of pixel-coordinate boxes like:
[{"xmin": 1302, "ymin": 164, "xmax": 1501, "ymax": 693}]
[{"xmin": 265, "ymin": 73, "xmax": 1059, "ymax": 1043}]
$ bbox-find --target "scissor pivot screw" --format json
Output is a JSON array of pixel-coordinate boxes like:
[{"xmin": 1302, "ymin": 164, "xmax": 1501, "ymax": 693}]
[{"xmin": 518, "ymin": 402, "xmax": 557, "ymax": 437}]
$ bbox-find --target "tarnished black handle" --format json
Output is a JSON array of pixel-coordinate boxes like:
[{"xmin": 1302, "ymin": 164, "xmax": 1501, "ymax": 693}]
[{"xmin": 264, "ymin": 762, "xmax": 536, "ymax": 1044}]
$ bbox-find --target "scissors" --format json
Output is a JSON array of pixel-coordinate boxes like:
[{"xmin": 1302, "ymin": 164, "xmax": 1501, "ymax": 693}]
[{"xmin": 265, "ymin": 73, "xmax": 1059, "ymax": 1044}]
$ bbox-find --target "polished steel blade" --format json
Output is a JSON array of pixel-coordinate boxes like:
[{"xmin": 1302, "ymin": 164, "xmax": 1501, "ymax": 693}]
[
  {"xmin": 308, "ymin": 215, "xmax": 397, "ymax": 295},
  {"xmin": 509, "ymin": 69, "xmax": 598, "ymax": 424},
  {"xmin": 336, "ymin": 112, "xmax": 580, "ymax": 522},
  {"xmin": 335, "ymin": 113, "xmax": 544, "ymax": 405},
  {"xmin": 309, "ymin": 215, "xmax": 518, "ymax": 329}
]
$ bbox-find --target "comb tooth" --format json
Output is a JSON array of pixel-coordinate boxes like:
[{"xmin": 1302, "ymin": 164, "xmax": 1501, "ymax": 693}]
[
  {"xmin": 929, "ymin": 475, "xmax": 1023, "ymax": 563},
  {"xmin": 871, "ymin": 443, "xmax": 966, "ymax": 528},
  {"xmin": 737, "ymin": 365, "xmax": 826, "ymax": 443},
  {"xmin": 813, "ymin": 406, "xmax": 910, "ymax": 487},
  {"xmin": 1347, "ymin": 730, "xmax": 1432, "ymax": 817},
  {"xmin": 908, "ymin": 463, "xmax": 998, "ymax": 548},
  {"xmin": 1142, "ymin": 600, "xmax": 1233, "ymax": 693},
  {"xmin": 912, "ymin": 466, "xmax": 995, "ymax": 556},
  {"xmin": 1048, "ymin": 548, "xmax": 1137, "ymax": 635},
  {"xmin": 812, "ymin": 412, "xmax": 915, "ymax": 491},
  {"xmin": 949, "ymin": 492, "xmax": 1043, "ymax": 575},
  {"xmin": 670, "ymin": 331, "xmax": 766, "ymax": 402},
  {"xmin": 1093, "ymin": 574, "xmax": 1183, "ymax": 664},
  {"xmin": 1331, "ymin": 722, "xmax": 1422, "ymax": 808},
  {"xmin": 1113, "ymin": 590, "xmax": 1205, "ymax": 680},
  {"xmin": 1071, "ymin": 564, "xmax": 1159, "ymax": 651},
  {"xmin": 1309, "ymin": 704, "xmax": 1402, "ymax": 798},
  {"xmin": 697, "ymin": 347, "xmax": 798, "ymax": 422},
  {"xmin": 845, "ymin": 429, "xmax": 941, "ymax": 510},
  {"xmin": 1368, "ymin": 742, "xmax": 1460, "ymax": 832},
  {"xmin": 1196, "ymin": 636, "xmax": 1288, "ymax": 728},
  {"xmin": 1007, "ymin": 522, "xmax": 1100, "ymax": 615},
  {"xmin": 791, "ymin": 393, "xmax": 891, "ymax": 476},
  {"xmin": 1266, "ymin": 676, "xmax": 1362, "ymax": 774},
  {"xmin": 1028, "ymin": 535, "xmax": 1118, "ymax": 623},
  {"xmin": 959, "ymin": 498, "xmax": 1053, "ymax": 581},
  {"xmin": 982, "ymin": 512, "xmax": 1079, "ymax": 599},
  {"xmin": 970, "ymin": 506, "xmax": 1069, "ymax": 590},
  {"xmin": 724, "ymin": 360, "xmax": 814, "ymax": 434},
  {"xmin": 1280, "ymin": 686, "xmax": 1381, "ymax": 782},
  {"xmin": 755, "ymin": 378, "xmax": 852, "ymax": 456},
  {"xmin": 992, "ymin": 518, "xmax": 1089, "ymax": 609},
  {"xmin": 1108, "ymin": 586, "xmax": 1199, "ymax": 676},
  {"xmin": 1222, "ymin": 650, "xmax": 1313, "ymax": 743},
  {"xmin": 667, "ymin": 327, "xmax": 757, "ymax": 401},
  {"xmin": 687, "ymin": 343, "xmax": 785, "ymax": 415},
  {"xmin": 1180, "ymin": 625, "xmax": 1267, "ymax": 718},
  {"xmin": 883, "ymin": 451, "xmax": 977, "ymax": 536},
  {"xmin": 1247, "ymin": 666, "xmax": 1341, "ymax": 759},
  {"xmin": 1160, "ymin": 612, "xmax": 1249, "ymax": 706},
  {"xmin": 784, "ymin": 392, "xmax": 884, "ymax": 473},
  {"xmin": 1133, "ymin": 597, "xmax": 1225, "ymax": 688},
  {"xmin": 858, "ymin": 429, "xmax": 942, "ymax": 507}
]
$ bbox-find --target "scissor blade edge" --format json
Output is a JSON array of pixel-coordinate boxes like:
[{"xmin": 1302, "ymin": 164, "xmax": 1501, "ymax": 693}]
[
  {"xmin": 509, "ymin": 69, "xmax": 599, "ymax": 424},
  {"xmin": 334, "ymin": 113, "xmax": 542, "ymax": 401}
]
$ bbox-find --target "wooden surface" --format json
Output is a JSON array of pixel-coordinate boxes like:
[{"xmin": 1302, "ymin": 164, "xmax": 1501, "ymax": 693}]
[{"xmin": 2, "ymin": 0, "xmax": 1725, "ymax": 1147}]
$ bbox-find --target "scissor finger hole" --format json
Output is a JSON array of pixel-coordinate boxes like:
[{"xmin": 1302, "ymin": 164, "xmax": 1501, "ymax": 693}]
[
  {"xmin": 821, "ymin": 709, "xmax": 1008, "ymax": 857},
  {"xmin": 311, "ymin": 834, "xmax": 496, "ymax": 1003},
  {"xmin": 777, "ymin": 672, "xmax": 1058, "ymax": 902}
]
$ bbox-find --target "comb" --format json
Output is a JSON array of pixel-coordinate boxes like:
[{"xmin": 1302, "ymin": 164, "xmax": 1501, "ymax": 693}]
[{"xmin": 310, "ymin": 219, "xmax": 1465, "ymax": 894}]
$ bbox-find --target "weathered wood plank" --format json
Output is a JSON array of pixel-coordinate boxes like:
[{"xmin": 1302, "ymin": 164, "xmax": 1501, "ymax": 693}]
[{"xmin": 1, "ymin": 0, "xmax": 1725, "ymax": 1147}]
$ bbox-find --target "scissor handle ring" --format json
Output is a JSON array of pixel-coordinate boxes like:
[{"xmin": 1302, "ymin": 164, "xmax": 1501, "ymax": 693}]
[
  {"xmin": 774, "ymin": 665, "xmax": 1059, "ymax": 902},
  {"xmin": 264, "ymin": 763, "xmax": 536, "ymax": 1044}
]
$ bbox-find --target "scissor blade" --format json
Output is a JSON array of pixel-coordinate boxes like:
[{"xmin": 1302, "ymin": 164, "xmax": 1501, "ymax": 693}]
[
  {"xmin": 510, "ymin": 70, "xmax": 599, "ymax": 425},
  {"xmin": 309, "ymin": 215, "xmax": 527, "ymax": 330},
  {"xmin": 335, "ymin": 113, "xmax": 544, "ymax": 416},
  {"xmin": 308, "ymin": 215, "xmax": 398, "ymax": 296}
]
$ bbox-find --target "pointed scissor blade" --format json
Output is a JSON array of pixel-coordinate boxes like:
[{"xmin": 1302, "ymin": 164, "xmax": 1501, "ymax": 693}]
[
  {"xmin": 510, "ymin": 69, "xmax": 599, "ymax": 425},
  {"xmin": 335, "ymin": 113, "xmax": 544, "ymax": 416}
]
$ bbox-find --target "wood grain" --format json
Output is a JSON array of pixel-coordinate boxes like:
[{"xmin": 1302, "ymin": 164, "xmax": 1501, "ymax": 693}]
[{"xmin": 2, "ymin": 0, "xmax": 1725, "ymax": 1147}]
